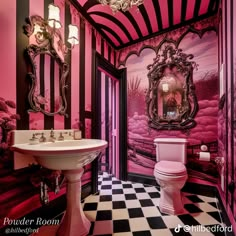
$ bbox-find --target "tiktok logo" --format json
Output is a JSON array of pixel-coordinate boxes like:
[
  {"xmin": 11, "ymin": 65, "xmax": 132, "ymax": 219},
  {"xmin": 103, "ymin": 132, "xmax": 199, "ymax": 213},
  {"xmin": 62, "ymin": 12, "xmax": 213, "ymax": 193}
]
[{"xmin": 174, "ymin": 224, "xmax": 182, "ymax": 233}]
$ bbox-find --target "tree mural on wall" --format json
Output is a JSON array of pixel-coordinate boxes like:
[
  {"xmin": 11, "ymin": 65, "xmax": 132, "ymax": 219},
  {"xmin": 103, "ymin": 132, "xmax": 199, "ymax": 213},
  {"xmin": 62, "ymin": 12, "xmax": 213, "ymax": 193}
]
[{"xmin": 0, "ymin": 97, "xmax": 20, "ymax": 158}]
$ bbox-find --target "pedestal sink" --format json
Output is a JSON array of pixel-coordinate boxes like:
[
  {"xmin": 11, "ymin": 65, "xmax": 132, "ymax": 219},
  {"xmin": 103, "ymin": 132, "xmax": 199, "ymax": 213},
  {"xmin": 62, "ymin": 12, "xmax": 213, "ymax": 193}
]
[{"xmin": 12, "ymin": 139, "xmax": 107, "ymax": 236}]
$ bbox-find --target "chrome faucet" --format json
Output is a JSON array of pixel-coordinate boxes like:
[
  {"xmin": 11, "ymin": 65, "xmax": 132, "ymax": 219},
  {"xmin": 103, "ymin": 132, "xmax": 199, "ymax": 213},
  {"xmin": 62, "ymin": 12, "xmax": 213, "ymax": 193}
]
[{"xmin": 49, "ymin": 128, "xmax": 56, "ymax": 142}]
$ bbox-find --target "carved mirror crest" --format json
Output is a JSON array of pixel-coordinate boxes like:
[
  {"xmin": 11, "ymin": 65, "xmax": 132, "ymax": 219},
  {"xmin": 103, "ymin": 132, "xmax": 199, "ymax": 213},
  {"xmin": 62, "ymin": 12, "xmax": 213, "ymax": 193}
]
[
  {"xmin": 146, "ymin": 45, "xmax": 198, "ymax": 130},
  {"xmin": 24, "ymin": 15, "xmax": 69, "ymax": 117}
]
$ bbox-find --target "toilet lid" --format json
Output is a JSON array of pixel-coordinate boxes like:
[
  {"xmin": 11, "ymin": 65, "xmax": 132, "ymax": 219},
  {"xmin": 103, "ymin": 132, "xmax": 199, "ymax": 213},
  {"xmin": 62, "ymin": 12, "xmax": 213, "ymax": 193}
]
[{"xmin": 155, "ymin": 161, "xmax": 186, "ymax": 175}]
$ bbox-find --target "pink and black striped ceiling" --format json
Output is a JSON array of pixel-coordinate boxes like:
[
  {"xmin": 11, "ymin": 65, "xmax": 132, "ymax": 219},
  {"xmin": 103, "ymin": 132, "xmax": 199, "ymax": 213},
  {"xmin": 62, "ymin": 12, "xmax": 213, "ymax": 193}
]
[{"xmin": 71, "ymin": 0, "xmax": 219, "ymax": 49}]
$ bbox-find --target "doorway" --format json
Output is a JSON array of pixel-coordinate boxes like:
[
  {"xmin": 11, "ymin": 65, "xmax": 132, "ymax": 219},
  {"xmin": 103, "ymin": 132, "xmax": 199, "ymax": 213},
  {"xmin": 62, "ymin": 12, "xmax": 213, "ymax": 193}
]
[{"xmin": 92, "ymin": 52, "xmax": 127, "ymax": 191}]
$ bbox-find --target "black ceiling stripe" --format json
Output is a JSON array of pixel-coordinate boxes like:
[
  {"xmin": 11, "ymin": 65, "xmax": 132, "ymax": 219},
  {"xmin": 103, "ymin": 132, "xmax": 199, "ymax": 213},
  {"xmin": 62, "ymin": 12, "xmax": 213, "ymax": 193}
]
[
  {"xmin": 152, "ymin": 0, "xmax": 163, "ymax": 30},
  {"xmin": 89, "ymin": 11, "xmax": 133, "ymax": 41},
  {"xmin": 208, "ymin": 0, "xmax": 218, "ymax": 12},
  {"xmin": 139, "ymin": 4, "xmax": 153, "ymax": 34},
  {"xmin": 167, "ymin": 0, "xmax": 173, "ymax": 26},
  {"xmin": 83, "ymin": 0, "xmax": 100, "ymax": 11},
  {"xmin": 181, "ymin": 0, "xmax": 187, "ymax": 22},
  {"xmin": 193, "ymin": 0, "xmax": 201, "ymax": 18},
  {"xmin": 122, "ymin": 11, "xmax": 143, "ymax": 38},
  {"xmin": 97, "ymin": 23, "xmax": 124, "ymax": 45}
]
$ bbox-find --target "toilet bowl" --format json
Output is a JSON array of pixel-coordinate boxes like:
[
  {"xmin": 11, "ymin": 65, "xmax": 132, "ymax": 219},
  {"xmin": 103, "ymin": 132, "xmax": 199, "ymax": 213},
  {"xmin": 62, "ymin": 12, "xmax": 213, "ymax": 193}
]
[
  {"xmin": 153, "ymin": 138, "xmax": 188, "ymax": 215},
  {"xmin": 154, "ymin": 160, "xmax": 187, "ymax": 215}
]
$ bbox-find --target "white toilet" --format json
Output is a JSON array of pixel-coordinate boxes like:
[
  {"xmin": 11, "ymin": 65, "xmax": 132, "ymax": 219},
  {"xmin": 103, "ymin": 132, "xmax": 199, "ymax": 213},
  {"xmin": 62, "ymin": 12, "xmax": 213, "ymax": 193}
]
[{"xmin": 154, "ymin": 138, "xmax": 188, "ymax": 215}]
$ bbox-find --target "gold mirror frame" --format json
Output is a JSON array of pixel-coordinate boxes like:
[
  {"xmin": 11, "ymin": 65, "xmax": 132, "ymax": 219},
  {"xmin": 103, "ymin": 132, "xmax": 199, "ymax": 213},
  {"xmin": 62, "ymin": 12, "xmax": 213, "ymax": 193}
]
[
  {"xmin": 146, "ymin": 44, "xmax": 199, "ymax": 130},
  {"xmin": 24, "ymin": 15, "xmax": 69, "ymax": 117}
]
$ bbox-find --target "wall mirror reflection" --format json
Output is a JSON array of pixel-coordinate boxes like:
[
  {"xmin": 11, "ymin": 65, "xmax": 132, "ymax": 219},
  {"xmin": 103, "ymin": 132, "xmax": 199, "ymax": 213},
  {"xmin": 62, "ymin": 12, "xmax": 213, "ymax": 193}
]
[
  {"xmin": 24, "ymin": 15, "xmax": 69, "ymax": 117},
  {"xmin": 146, "ymin": 44, "xmax": 199, "ymax": 130}
]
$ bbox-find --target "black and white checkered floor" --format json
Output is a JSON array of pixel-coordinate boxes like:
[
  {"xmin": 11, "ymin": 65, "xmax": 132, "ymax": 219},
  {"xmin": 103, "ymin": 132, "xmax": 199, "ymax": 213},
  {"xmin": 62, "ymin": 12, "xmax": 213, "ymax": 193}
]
[{"xmin": 82, "ymin": 173, "xmax": 228, "ymax": 236}]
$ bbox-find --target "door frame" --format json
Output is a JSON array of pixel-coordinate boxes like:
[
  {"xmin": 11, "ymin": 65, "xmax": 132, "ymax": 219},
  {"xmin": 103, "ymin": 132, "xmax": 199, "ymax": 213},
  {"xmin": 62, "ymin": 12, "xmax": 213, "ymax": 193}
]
[{"xmin": 91, "ymin": 51, "xmax": 127, "ymax": 192}]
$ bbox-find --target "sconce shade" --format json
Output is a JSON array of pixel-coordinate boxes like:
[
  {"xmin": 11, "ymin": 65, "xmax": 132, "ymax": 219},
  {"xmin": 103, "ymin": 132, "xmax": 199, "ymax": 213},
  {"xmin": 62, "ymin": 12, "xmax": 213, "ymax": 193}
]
[
  {"xmin": 67, "ymin": 24, "xmax": 79, "ymax": 46},
  {"xmin": 48, "ymin": 4, "xmax": 61, "ymax": 29},
  {"xmin": 162, "ymin": 83, "xmax": 169, "ymax": 92}
]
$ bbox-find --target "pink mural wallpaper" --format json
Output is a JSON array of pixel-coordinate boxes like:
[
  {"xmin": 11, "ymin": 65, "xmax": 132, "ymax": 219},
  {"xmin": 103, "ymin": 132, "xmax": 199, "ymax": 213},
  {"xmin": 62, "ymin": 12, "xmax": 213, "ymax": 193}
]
[{"xmin": 126, "ymin": 30, "xmax": 219, "ymax": 181}]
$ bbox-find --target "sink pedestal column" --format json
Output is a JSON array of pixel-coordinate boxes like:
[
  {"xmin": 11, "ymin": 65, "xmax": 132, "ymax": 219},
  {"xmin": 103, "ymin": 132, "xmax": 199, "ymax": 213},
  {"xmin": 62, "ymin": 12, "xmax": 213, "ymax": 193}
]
[{"xmin": 57, "ymin": 168, "xmax": 91, "ymax": 236}]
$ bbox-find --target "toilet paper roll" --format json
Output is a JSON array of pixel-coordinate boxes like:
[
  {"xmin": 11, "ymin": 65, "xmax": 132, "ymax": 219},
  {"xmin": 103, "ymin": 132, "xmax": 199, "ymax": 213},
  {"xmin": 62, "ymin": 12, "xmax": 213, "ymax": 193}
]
[{"xmin": 199, "ymin": 152, "xmax": 210, "ymax": 161}]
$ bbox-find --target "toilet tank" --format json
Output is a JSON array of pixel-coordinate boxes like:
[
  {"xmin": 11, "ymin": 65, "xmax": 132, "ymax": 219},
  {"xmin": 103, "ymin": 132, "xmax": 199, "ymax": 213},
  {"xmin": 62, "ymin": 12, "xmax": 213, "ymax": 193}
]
[{"xmin": 154, "ymin": 138, "xmax": 188, "ymax": 164}]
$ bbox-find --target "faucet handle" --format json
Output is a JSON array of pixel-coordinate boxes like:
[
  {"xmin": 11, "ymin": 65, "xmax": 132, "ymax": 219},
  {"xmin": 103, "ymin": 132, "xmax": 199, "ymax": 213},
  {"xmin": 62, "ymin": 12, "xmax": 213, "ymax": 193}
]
[
  {"xmin": 58, "ymin": 132, "xmax": 64, "ymax": 141},
  {"xmin": 39, "ymin": 133, "xmax": 46, "ymax": 142}
]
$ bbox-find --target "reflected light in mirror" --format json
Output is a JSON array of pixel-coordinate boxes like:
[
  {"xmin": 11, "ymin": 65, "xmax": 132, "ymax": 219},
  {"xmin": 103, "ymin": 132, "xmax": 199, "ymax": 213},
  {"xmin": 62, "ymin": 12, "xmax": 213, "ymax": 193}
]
[
  {"xmin": 48, "ymin": 4, "xmax": 62, "ymax": 29},
  {"xmin": 68, "ymin": 24, "xmax": 79, "ymax": 47},
  {"xmin": 162, "ymin": 83, "xmax": 169, "ymax": 92}
]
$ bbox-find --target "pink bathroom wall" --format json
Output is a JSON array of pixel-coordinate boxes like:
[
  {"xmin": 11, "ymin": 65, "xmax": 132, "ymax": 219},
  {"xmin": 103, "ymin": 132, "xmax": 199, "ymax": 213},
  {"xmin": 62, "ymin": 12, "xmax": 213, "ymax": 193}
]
[
  {"xmin": 0, "ymin": 0, "xmax": 16, "ymax": 102},
  {"xmin": 124, "ymin": 28, "xmax": 218, "ymax": 178}
]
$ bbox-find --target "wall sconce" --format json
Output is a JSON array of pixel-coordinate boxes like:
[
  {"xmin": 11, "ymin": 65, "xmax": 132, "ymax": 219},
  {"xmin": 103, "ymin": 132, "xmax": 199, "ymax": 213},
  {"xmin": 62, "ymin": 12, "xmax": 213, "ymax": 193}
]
[{"xmin": 48, "ymin": 3, "xmax": 79, "ymax": 49}]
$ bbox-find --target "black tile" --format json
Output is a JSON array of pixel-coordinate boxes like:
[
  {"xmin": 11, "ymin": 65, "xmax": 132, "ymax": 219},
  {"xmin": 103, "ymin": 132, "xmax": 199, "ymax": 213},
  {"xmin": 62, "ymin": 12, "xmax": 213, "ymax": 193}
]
[
  {"xmin": 112, "ymin": 180, "xmax": 122, "ymax": 184},
  {"xmin": 204, "ymin": 224, "xmax": 229, "ymax": 236},
  {"xmin": 147, "ymin": 216, "xmax": 167, "ymax": 229},
  {"xmin": 96, "ymin": 210, "xmax": 112, "ymax": 221},
  {"xmin": 113, "ymin": 201, "xmax": 126, "ymax": 209},
  {"xmin": 101, "ymin": 185, "xmax": 112, "ymax": 189},
  {"xmin": 125, "ymin": 194, "xmax": 137, "ymax": 200},
  {"xmin": 100, "ymin": 195, "xmax": 112, "ymax": 202},
  {"xmin": 134, "ymin": 188, "xmax": 146, "ymax": 193},
  {"xmin": 208, "ymin": 202, "xmax": 218, "ymax": 209},
  {"xmin": 186, "ymin": 195, "xmax": 204, "ymax": 203},
  {"xmin": 123, "ymin": 184, "xmax": 133, "ymax": 188},
  {"xmin": 207, "ymin": 211, "xmax": 222, "ymax": 223},
  {"xmin": 148, "ymin": 192, "xmax": 160, "ymax": 198},
  {"xmin": 139, "ymin": 199, "xmax": 154, "ymax": 207},
  {"xmin": 103, "ymin": 177, "xmax": 112, "ymax": 181},
  {"xmin": 178, "ymin": 214, "xmax": 201, "ymax": 226},
  {"xmin": 112, "ymin": 189, "xmax": 124, "ymax": 194},
  {"xmin": 133, "ymin": 231, "xmax": 152, "ymax": 236},
  {"xmin": 83, "ymin": 202, "xmax": 98, "ymax": 211},
  {"xmin": 184, "ymin": 204, "xmax": 203, "ymax": 213},
  {"xmin": 113, "ymin": 220, "xmax": 130, "ymax": 233},
  {"xmin": 128, "ymin": 208, "xmax": 144, "ymax": 218}
]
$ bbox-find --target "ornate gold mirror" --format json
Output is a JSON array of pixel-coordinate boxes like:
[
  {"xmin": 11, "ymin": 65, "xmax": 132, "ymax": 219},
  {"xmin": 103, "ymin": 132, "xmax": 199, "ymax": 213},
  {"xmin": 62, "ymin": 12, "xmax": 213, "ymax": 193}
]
[
  {"xmin": 24, "ymin": 15, "xmax": 69, "ymax": 116},
  {"xmin": 146, "ymin": 45, "xmax": 198, "ymax": 130}
]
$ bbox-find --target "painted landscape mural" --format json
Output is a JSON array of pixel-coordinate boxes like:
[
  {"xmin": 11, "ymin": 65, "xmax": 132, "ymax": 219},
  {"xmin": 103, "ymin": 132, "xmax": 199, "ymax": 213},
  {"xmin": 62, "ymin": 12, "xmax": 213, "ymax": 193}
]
[{"xmin": 126, "ymin": 31, "xmax": 220, "ymax": 182}]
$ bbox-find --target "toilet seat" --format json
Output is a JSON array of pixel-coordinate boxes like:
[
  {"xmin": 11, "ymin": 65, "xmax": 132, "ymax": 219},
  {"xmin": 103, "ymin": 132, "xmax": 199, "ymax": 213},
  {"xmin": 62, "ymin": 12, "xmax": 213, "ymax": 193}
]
[{"xmin": 155, "ymin": 161, "xmax": 186, "ymax": 176}]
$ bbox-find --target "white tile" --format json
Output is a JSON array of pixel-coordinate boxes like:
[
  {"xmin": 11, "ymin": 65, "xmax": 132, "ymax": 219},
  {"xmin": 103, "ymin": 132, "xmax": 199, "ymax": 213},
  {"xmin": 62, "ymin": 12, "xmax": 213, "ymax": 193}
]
[
  {"xmin": 129, "ymin": 218, "xmax": 150, "ymax": 231},
  {"xmin": 195, "ymin": 202, "xmax": 219, "ymax": 212},
  {"xmin": 84, "ymin": 210, "xmax": 97, "ymax": 221},
  {"xmin": 112, "ymin": 184, "xmax": 123, "ymax": 189},
  {"xmin": 136, "ymin": 192, "xmax": 152, "ymax": 199},
  {"xmin": 125, "ymin": 199, "xmax": 142, "ymax": 208},
  {"xmin": 191, "ymin": 212, "xmax": 220, "ymax": 225},
  {"xmin": 161, "ymin": 215, "xmax": 185, "ymax": 228},
  {"xmin": 142, "ymin": 206, "xmax": 161, "ymax": 217},
  {"xmin": 97, "ymin": 201, "xmax": 113, "ymax": 210},
  {"xmin": 123, "ymin": 188, "xmax": 136, "ymax": 194},
  {"xmin": 112, "ymin": 194, "xmax": 126, "ymax": 201},
  {"xmin": 113, "ymin": 232, "xmax": 133, "ymax": 236},
  {"xmin": 150, "ymin": 229, "xmax": 173, "ymax": 235},
  {"xmin": 112, "ymin": 209, "xmax": 129, "ymax": 220}
]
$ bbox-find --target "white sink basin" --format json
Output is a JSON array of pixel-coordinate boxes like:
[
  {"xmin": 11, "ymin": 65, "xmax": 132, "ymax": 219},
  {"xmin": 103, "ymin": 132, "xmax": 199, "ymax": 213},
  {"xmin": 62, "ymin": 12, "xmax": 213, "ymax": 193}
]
[
  {"xmin": 12, "ymin": 138, "xmax": 107, "ymax": 236},
  {"xmin": 12, "ymin": 139, "xmax": 107, "ymax": 170}
]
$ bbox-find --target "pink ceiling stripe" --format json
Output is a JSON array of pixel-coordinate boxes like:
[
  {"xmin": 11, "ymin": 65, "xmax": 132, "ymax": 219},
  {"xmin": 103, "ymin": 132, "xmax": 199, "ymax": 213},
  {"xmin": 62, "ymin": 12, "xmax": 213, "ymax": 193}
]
[
  {"xmin": 172, "ymin": 0, "xmax": 182, "ymax": 25},
  {"xmin": 129, "ymin": 7, "xmax": 148, "ymax": 37},
  {"xmin": 91, "ymin": 15, "xmax": 130, "ymax": 44},
  {"xmin": 101, "ymin": 29, "xmax": 120, "ymax": 47},
  {"xmin": 79, "ymin": 0, "xmax": 87, "ymax": 6},
  {"xmin": 185, "ymin": 0, "xmax": 195, "ymax": 20},
  {"xmin": 159, "ymin": 0, "xmax": 169, "ymax": 29},
  {"xmin": 88, "ymin": 5, "xmax": 139, "ymax": 40},
  {"xmin": 144, "ymin": 0, "xmax": 158, "ymax": 32},
  {"xmin": 199, "ymin": 0, "xmax": 210, "ymax": 15}
]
